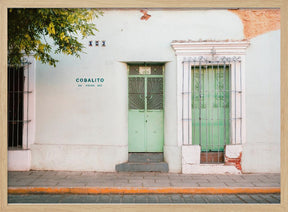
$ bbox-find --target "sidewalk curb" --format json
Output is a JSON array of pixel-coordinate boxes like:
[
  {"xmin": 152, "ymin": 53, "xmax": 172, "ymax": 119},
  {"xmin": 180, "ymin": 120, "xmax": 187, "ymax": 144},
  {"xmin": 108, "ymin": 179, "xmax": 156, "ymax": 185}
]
[{"xmin": 8, "ymin": 187, "xmax": 280, "ymax": 195}]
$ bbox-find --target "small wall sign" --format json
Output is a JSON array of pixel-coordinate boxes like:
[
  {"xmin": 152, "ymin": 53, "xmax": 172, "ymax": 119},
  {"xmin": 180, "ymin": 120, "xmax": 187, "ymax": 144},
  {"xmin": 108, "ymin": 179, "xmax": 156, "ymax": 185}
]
[
  {"xmin": 75, "ymin": 77, "xmax": 105, "ymax": 88},
  {"xmin": 139, "ymin": 66, "xmax": 151, "ymax": 75}
]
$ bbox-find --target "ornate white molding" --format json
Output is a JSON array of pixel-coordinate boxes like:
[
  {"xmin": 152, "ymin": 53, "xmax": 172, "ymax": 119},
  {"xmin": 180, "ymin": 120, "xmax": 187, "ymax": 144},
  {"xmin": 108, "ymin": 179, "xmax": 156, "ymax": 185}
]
[
  {"xmin": 173, "ymin": 40, "xmax": 248, "ymax": 172},
  {"xmin": 171, "ymin": 41, "xmax": 250, "ymax": 56}
]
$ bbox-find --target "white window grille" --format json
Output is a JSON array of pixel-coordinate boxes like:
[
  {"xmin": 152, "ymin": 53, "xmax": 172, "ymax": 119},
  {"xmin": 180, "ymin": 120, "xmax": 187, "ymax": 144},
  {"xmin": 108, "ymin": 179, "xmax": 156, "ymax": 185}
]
[{"xmin": 172, "ymin": 41, "xmax": 249, "ymax": 163}]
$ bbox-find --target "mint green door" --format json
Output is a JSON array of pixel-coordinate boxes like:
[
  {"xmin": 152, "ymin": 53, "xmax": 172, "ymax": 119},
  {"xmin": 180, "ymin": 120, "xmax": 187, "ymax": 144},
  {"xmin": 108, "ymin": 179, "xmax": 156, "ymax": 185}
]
[
  {"xmin": 128, "ymin": 65, "xmax": 164, "ymax": 152},
  {"xmin": 192, "ymin": 66, "xmax": 230, "ymax": 151}
]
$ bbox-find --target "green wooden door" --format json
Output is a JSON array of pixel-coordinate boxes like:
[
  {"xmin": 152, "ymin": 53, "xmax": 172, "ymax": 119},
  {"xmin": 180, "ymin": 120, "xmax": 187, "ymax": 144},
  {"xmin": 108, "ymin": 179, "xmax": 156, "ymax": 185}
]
[
  {"xmin": 128, "ymin": 65, "xmax": 164, "ymax": 152},
  {"xmin": 192, "ymin": 66, "xmax": 230, "ymax": 151}
]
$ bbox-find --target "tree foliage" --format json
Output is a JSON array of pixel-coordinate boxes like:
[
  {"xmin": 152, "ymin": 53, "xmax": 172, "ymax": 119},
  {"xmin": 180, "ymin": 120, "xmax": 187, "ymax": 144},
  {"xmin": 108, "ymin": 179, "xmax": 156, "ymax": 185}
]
[{"xmin": 8, "ymin": 8, "xmax": 102, "ymax": 66}]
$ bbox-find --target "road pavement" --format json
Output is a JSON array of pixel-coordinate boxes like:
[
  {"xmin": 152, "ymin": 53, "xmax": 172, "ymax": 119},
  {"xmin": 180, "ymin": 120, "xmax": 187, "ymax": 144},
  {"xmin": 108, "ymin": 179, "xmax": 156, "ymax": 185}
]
[{"xmin": 8, "ymin": 193, "xmax": 280, "ymax": 204}]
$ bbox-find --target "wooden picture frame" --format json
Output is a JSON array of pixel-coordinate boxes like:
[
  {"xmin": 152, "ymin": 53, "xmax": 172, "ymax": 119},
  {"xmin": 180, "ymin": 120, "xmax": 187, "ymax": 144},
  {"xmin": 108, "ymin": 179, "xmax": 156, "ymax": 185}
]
[{"xmin": 0, "ymin": 0, "xmax": 287, "ymax": 211}]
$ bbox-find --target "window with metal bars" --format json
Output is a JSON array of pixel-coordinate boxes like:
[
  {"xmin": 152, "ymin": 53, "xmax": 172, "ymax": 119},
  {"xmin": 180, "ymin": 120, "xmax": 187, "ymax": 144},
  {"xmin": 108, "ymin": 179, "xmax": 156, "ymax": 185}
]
[
  {"xmin": 182, "ymin": 57, "xmax": 243, "ymax": 163},
  {"xmin": 8, "ymin": 61, "xmax": 31, "ymax": 149}
]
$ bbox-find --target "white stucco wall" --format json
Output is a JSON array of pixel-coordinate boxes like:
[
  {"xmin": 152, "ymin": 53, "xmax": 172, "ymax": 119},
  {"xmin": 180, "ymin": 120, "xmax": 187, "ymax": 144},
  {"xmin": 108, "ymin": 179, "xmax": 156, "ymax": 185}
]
[
  {"xmin": 8, "ymin": 150, "xmax": 31, "ymax": 171},
  {"xmin": 33, "ymin": 9, "xmax": 248, "ymax": 171},
  {"xmin": 242, "ymin": 30, "xmax": 280, "ymax": 173}
]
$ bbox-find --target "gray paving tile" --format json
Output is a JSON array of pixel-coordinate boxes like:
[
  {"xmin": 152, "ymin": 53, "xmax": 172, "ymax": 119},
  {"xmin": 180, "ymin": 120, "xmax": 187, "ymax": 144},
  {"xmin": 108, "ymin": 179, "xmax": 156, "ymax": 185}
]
[
  {"xmin": 142, "ymin": 179, "xmax": 156, "ymax": 183},
  {"xmin": 271, "ymin": 193, "xmax": 281, "ymax": 201},
  {"xmin": 224, "ymin": 182, "xmax": 255, "ymax": 187},
  {"xmin": 182, "ymin": 194, "xmax": 195, "ymax": 203},
  {"xmin": 143, "ymin": 176, "xmax": 159, "ymax": 180},
  {"xmin": 254, "ymin": 176, "xmax": 272, "ymax": 183},
  {"xmin": 263, "ymin": 174, "xmax": 280, "ymax": 178},
  {"xmin": 192, "ymin": 195, "xmax": 207, "ymax": 203},
  {"xmin": 152, "ymin": 182, "xmax": 172, "ymax": 186},
  {"xmin": 258, "ymin": 194, "xmax": 280, "ymax": 204},
  {"xmin": 84, "ymin": 182, "xmax": 113, "ymax": 187},
  {"xmin": 198, "ymin": 182, "xmax": 227, "ymax": 187},
  {"xmin": 237, "ymin": 194, "xmax": 258, "ymax": 203},
  {"xmin": 46, "ymin": 175, "xmax": 68, "ymax": 180},
  {"xmin": 142, "ymin": 182, "xmax": 170, "ymax": 187},
  {"xmin": 122, "ymin": 195, "xmax": 135, "ymax": 203},
  {"xmin": 113, "ymin": 182, "xmax": 143, "ymax": 187},
  {"xmin": 248, "ymin": 194, "xmax": 265, "ymax": 202},
  {"xmin": 56, "ymin": 182, "xmax": 87, "ymax": 187},
  {"xmin": 97, "ymin": 195, "xmax": 111, "ymax": 203},
  {"xmin": 65, "ymin": 176, "xmax": 91, "ymax": 180},
  {"xmin": 131, "ymin": 172, "xmax": 156, "ymax": 177},
  {"xmin": 40, "ymin": 171, "xmax": 58, "ymax": 176},
  {"xmin": 158, "ymin": 195, "xmax": 171, "ymax": 203},
  {"xmin": 170, "ymin": 194, "xmax": 185, "ymax": 203},
  {"xmin": 224, "ymin": 194, "xmax": 246, "ymax": 203},
  {"xmin": 10, "ymin": 180, "xmax": 36, "ymax": 186},
  {"xmin": 7, "ymin": 180, "xmax": 18, "ymax": 186},
  {"xmin": 8, "ymin": 184, "xmax": 30, "ymax": 188},
  {"xmin": 29, "ymin": 181, "xmax": 58, "ymax": 186},
  {"xmin": 170, "ymin": 182, "xmax": 199, "ymax": 187},
  {"xmin": 126, "ymin": 176, "xmax": 144, "ymax": 180},
  {"xmin": 60, "ymin": 195, "xmax": 86, "ymax": 203},
  {"xmin": 128, "ymin": 179, "xmax": 144, "ymax": 183},
  {"xmin": 10, "ymin": 194, "xmax": 56, "ymax": 203},
  {"xmin": 115, "ymin": 172, "xmax": 133, "ymax": 176},
  {"xmin": 82, "ymin": 179, "xmax": 107, "ymax": 184},
  {"xmin": 213, "ymin": 178, "xmax": 236, "ymax": 183},
  {"xmin": 252, "ymin": 182, "xmax": 280, "ymax": 187},
  {"xmin": 110, "ymin": 194, "xmax": 122, "ymax": 203},
  {"xmin": 196, "ymin": 176, "xmax": 219, "ymax": 181},
  {"xmin": 182, "ymin": 179, "xmax": 209, "ymax": 183},
  {"xmin": 247, "ymin": 194, "xmax": 280, "ymax": 203},
  {"xmin": 11, "ymin": 176, "xmax": 40, "ymax": 182},
  {"xmin": 135, "ymin": 195, "xmax": 148, "ymax": 203},
  {"xmin": 168, "ymin": 176, "xmax": 186, "ymax": 181},
  {"xmin": 147, "ymin": 195, "xmax": 159, "ymax": 203},
  {"xmin": 202, "ymin": 194, "xmax": 223, "ymax": 204},
  {"xmin": 98, "ymin": 176, "xmax": 120, "ymax": 180},
  {"xmin": 216, "ymin": 194, "xmax": 234, "ymax": 204},
  {"xmin": 102, "ymin": 180, "xmax": 128, "ymax": 185}
]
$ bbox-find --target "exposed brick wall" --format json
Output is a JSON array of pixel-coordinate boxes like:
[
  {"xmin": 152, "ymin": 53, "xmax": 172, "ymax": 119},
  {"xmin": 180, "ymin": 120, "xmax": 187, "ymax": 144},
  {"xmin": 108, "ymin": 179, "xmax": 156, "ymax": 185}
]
[
  {"xmin": 225, "ymin": 152, "xmax": 242, "ymax": 172},
  {"xmin": 229, "ymin": 9, "xmax": 280, "ymax": 39}
]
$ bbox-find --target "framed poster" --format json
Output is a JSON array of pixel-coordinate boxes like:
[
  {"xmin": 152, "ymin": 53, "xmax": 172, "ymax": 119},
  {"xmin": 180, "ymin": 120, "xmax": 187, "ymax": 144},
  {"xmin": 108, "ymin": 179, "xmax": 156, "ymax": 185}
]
[{"xmin": 0, "ymin": 0, "xmax": 287, "ymax": 211}]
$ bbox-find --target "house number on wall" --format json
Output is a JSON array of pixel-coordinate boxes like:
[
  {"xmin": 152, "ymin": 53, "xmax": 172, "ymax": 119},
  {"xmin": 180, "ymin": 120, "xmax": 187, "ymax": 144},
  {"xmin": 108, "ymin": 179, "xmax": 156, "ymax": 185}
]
[{"xmin": 89, "ymin": 40, "xmax": 106, "ymax": 47}]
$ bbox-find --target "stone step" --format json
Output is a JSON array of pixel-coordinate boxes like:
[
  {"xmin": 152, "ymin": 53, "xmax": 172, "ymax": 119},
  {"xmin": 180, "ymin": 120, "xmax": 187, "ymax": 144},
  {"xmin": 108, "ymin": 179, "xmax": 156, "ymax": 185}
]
[
  {"xmin": 128, "ymin": 153, "xmax": 164, "ymax": 163},
  {"xmin": 115, "ymin": 162, "xmax": 169, "ymax": 172}
]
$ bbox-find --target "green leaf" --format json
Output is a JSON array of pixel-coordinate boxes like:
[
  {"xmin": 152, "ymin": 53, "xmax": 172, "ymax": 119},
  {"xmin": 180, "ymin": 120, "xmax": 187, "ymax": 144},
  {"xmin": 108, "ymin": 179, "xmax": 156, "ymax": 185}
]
[{"xmin": 8, "ymin": 8, "xmax": 102, "ymax": 67}]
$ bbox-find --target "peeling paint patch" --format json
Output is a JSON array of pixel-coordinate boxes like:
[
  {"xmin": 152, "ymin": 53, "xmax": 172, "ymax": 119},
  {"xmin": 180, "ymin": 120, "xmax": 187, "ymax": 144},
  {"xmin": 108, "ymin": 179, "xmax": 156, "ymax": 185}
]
[
  {"xmin": 140, "ymin": 9, "xmax": 151, "ymax": 21},
  {"xmin": 229, "ymin": 9, "xmax": 280, "ymax": 39},
  {"xmin": 225, "ymin": 152, "xmax": 242, "ymax": 171},
  {"xmin": 224, "ymin": 145, "xmax": 243, "ymax": 171}
]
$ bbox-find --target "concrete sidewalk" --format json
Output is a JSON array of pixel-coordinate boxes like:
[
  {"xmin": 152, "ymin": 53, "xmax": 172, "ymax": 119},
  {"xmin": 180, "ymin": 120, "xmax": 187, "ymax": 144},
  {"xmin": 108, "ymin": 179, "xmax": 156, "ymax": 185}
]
[{"xmin": 8, "ymin": 171, "xmax": 280, "ymax": 195}]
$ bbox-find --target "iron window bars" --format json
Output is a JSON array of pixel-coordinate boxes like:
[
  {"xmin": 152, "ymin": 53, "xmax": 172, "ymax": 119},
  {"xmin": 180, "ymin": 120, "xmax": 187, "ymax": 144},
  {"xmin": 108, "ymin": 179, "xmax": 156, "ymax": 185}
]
[
  {"xmin": 181, "ymin": 56, "xmax": 243, "ymax": 163},
  {"xmin": 8, "ymin": 60, "xmax": 31, "ymax": 150}
]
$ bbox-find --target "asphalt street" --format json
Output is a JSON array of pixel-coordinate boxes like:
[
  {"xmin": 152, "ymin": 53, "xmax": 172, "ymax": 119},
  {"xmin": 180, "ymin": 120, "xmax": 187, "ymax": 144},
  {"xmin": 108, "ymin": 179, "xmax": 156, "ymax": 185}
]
[{"xmin": 8, "ymin": 193, "xmax": 280, "ymax": 204}]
